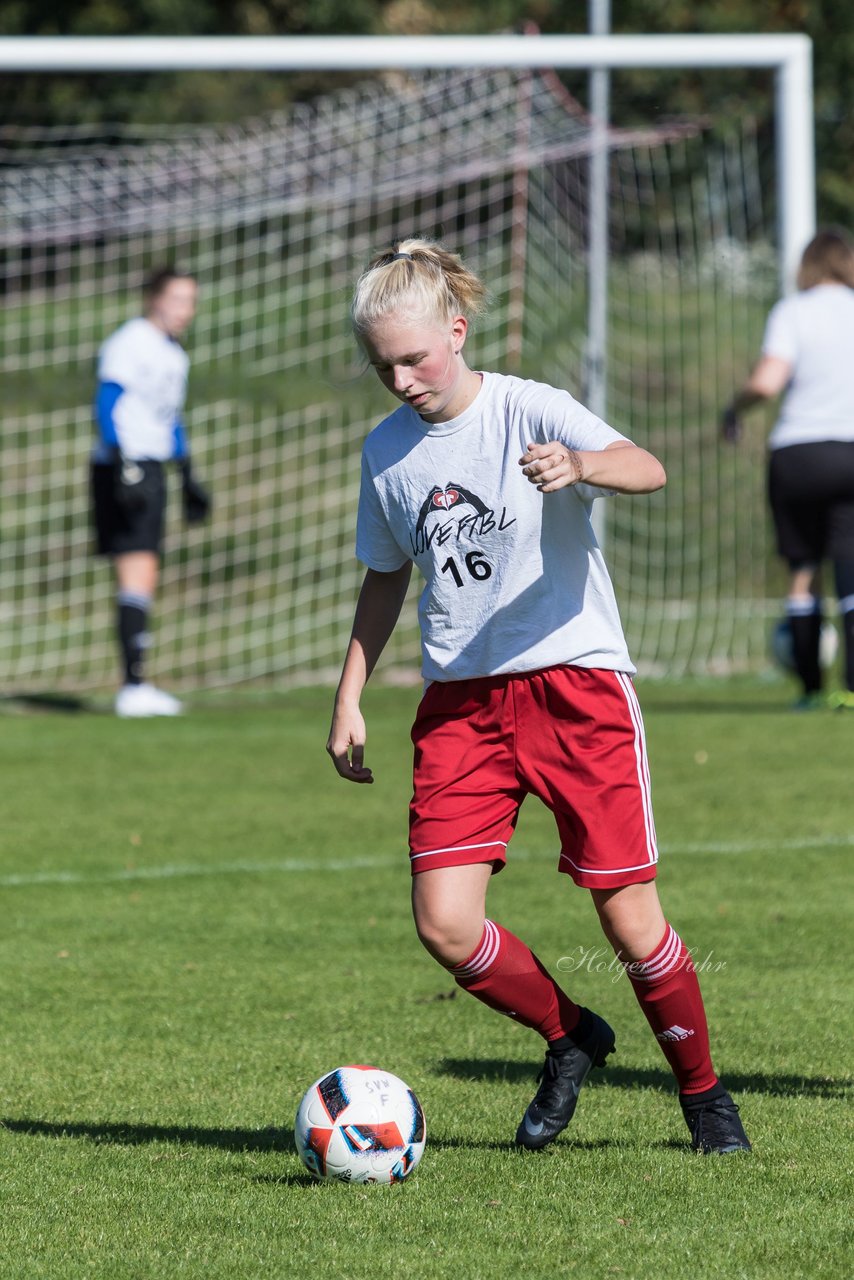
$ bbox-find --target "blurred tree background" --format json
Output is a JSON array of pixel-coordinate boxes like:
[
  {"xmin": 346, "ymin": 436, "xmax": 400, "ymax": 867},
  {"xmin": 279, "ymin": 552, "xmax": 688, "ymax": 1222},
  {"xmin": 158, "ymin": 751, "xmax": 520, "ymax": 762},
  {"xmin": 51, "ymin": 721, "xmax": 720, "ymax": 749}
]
[{"xmin": 0, "ymin": 0, "xmax": 850, "ymax": 224}]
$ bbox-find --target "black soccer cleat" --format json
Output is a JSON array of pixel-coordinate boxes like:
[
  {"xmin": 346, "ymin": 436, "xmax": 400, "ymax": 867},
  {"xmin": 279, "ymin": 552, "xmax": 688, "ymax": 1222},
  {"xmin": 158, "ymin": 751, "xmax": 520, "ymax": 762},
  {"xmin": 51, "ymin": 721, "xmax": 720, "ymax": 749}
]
[
  {"xmin": 680, "ymin": 1088, "xmax": 752, "ymax": 1155},
  {"xmin": 515, "ymin": 1008, "xmax": 616, "ymax": 1151}
]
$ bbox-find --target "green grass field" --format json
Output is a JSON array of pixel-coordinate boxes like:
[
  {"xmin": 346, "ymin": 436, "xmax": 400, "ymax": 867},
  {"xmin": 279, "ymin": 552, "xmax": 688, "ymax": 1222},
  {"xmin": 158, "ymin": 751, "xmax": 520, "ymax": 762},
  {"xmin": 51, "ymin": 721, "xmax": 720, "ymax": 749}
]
[{"xmin": 0, "ymin": 682, "xmax": 850, "ymax": 1279}]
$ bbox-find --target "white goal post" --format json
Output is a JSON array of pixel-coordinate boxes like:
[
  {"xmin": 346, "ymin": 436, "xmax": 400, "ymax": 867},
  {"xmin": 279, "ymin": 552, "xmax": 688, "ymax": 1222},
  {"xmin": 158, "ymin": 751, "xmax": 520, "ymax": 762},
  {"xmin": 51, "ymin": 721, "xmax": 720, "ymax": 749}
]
[{"xmin": 0, "ymin": 33, "xmax": 815, "ymax": 288}]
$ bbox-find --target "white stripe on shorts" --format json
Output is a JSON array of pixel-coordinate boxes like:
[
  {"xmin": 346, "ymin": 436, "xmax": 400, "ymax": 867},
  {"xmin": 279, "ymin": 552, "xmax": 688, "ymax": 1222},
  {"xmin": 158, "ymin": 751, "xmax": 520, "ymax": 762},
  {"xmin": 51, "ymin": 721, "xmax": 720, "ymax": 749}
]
[
  {"xmin": 558, "ymin": 853, "xmax": 664, "ymax": 877},
  {"xmin": 409, "ymin": 840, "xmax": 507, "ymax": 863},
  {"xmin": 614, "ymin": 671, "xmax": 659, "ymax": 868}
]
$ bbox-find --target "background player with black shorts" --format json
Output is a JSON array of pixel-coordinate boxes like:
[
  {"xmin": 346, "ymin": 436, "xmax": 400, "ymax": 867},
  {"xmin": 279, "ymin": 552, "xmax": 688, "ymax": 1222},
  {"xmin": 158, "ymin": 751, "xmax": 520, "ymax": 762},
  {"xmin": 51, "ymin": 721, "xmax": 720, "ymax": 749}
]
[
  {"xmin": 91, "ymin": 268, "xmax": 210, "ymax": 717},
  {"xmin": 327, "ymin": 239, "xmax": 751, "ymax": 1156},
  {"xmin": 724, "ymin": 227, "xmax": 854, "ymax": 708}
]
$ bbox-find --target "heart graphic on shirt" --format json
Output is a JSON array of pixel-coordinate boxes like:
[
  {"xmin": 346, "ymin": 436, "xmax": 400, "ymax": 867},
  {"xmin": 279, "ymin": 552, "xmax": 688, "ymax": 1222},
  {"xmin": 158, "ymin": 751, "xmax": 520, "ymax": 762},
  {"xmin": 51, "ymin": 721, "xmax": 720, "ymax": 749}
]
[{"xmin": 432, "ymin": 488, "xmax": 460, "ymax": 510}]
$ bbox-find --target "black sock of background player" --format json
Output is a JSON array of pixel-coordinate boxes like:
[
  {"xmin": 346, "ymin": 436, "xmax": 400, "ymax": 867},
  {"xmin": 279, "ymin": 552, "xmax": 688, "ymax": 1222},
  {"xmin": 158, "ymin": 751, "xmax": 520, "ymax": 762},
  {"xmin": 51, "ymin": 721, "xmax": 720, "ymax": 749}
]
[
  {"xmin": 841, "ymin": 610, "xmax": 854, "ymax": 692},
  {"xmin": 787, "ymin": 598, "xmax": 822, "ymax": 695},
  {"xmin": 833, "ymin": 561, "xmax": 854, "ymax": 691},
  {"xmin": 117, "ymin": 591, "xmax": 151, "ymax": 686}
]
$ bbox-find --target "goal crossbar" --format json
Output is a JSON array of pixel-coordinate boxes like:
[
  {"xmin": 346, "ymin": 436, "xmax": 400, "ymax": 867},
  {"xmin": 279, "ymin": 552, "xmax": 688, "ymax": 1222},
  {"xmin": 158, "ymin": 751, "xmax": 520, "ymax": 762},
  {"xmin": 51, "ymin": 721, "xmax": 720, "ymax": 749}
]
[{"xmin": 0, "ymin": 33, "xmax": 813, "ymax": 71}]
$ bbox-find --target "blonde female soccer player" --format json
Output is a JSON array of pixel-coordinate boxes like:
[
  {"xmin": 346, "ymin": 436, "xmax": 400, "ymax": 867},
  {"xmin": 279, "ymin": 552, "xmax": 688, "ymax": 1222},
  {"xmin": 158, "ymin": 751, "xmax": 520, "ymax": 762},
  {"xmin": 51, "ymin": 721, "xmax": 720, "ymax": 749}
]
[
  {"xmin": 724, "ymin": 226, "xmax": 854, "ymax": 709},
  {"xmin": 328, "ymin": 239, "xmax": 751, "ymax": 1156},
  {"xmin": 91, "ymin": 268, "xmax": 210, "ymax": 717}
]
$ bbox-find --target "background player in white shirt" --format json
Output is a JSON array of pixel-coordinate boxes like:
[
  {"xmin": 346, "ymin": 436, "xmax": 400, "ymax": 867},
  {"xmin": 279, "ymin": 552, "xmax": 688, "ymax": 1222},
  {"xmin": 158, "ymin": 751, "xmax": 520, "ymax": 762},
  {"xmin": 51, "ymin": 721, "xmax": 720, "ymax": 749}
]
[
  {"xmin": 91, "ymin": 269, "xmax": 210, "ymax": 717},
  {"xmin": 328, "ymin": 239, "xmax": 751, "ymax": 1156},
  {"xmin": 724, "ymin": 227, "xmax": 854, "ymax": 708}
]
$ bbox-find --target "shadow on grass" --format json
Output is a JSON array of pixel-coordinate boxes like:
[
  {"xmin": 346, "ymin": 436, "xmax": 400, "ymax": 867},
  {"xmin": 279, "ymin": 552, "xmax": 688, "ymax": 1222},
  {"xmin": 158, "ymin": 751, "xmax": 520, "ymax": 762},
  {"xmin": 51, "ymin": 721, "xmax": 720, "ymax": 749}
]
[
  {"xmin": 434, "ymin": 1059, "xmax": 852, "ymax": 1099},
  {"xmin": 424, "ymin": 1131, "xmax": 628, "ymax": 1153},
  {"xmin": 0, "ymin": 1114, "xmax": 631, "ymax": 1159},
  {"xmin": 249, "ymin": 1171, "xmax": 321, "ymax": 1187},
  {"xmin": 0, "ymin": 693, "xmax": 92, "ymax": 715},
  {"xmin": 0, "ymin": 1118, "xmax": 294, "ymax": 1152}
]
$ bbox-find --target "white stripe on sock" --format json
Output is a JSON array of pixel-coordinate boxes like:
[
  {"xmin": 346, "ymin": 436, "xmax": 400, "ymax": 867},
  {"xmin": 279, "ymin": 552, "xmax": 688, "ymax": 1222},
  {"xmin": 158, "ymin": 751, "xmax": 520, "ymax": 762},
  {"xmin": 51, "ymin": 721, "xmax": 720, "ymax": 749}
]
[
  {"xmin": 117, "ymin": 590, "xmax": 152, "ymax": 610},
  {"xmin": 786, "ymin": 595, "xmax": 820, "ymax": 617},
  {"xmin": 453, "ymin": 919, "xmax": 501, "ymax": 979},
  {"xmin": 625, "ymin": 924, "xmax": 683, "ymax": 982}
]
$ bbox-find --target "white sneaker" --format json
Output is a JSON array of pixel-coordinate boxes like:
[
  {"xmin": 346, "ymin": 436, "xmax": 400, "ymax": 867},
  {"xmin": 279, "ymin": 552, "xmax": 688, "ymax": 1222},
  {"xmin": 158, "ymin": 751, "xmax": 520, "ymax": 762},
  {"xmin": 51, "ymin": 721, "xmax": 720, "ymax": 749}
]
[{"xmin": 115, "ymin": 683, "xmax": 184, "ymax": 718}]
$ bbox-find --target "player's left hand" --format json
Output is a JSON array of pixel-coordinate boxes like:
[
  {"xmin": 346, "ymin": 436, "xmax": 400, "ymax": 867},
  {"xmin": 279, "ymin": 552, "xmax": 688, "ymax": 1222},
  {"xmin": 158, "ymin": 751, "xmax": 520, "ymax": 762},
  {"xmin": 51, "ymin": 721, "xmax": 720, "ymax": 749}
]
[
  {"xmin": 180, "ymin": 462, "xmax": 211, "ymax": 524},
  {"xmin": 519, "ymin": 441, "xmax": 583, "ymax": 492},
  {"xmin": 721, "ymin": 407, "xmax": 742, "ymax": 443}
]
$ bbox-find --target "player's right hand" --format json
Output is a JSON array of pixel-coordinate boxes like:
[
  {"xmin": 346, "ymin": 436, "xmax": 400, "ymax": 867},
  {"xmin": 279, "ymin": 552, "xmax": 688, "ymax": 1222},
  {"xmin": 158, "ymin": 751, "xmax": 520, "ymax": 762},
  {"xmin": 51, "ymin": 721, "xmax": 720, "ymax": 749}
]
[{"xmin": 326, "ymin": 703, "xmax": 374, "ymax": 784}]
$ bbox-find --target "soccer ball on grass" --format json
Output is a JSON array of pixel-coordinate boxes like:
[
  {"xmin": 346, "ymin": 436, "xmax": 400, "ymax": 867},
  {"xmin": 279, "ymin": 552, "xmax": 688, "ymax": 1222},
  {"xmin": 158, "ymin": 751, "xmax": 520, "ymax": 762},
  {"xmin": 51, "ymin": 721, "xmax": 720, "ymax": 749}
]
[{"xmin": 294, "ymin": 1065, "xmax": 426, "ymax": 1184}]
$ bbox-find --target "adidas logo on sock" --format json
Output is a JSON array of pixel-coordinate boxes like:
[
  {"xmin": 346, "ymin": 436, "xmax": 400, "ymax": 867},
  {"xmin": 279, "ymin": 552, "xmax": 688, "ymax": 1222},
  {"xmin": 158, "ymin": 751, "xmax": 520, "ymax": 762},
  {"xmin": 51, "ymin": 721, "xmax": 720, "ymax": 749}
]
[{"xmin": 656, "ymin": 1025, "xmax": 695, "ymax": 1042}]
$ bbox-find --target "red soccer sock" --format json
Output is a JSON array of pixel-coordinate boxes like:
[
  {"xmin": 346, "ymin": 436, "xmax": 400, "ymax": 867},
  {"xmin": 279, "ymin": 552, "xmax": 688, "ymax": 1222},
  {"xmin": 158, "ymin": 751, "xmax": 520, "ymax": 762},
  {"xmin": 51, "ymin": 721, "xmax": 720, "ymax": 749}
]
[
  {"xmin": 450, "ymin": 920, "xmax": 581, "ymax": 1043},
  {"xmin": 624, "ymin": 923, "xmax": 718, "ymax": 1095}
]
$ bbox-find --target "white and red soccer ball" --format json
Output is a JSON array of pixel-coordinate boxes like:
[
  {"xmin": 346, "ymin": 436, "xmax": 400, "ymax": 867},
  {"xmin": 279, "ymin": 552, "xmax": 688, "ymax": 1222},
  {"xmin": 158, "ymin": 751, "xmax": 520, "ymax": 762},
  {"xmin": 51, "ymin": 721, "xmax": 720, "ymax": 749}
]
[{"xmin": 294, "ymin": 1065, "xmax": 426, "ymax": 1185}]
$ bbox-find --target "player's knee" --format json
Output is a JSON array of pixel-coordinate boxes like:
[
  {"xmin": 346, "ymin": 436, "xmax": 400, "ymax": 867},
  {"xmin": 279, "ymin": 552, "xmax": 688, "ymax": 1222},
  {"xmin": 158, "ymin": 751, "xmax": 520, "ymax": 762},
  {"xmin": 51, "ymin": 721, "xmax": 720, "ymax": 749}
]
[
  {"xmin": 411, "ymin": 901, "xmax": 478, "ymax": 968},
  {"xmin": 591, "ymin": 881, "xmax": 666, "ymax": 960}
]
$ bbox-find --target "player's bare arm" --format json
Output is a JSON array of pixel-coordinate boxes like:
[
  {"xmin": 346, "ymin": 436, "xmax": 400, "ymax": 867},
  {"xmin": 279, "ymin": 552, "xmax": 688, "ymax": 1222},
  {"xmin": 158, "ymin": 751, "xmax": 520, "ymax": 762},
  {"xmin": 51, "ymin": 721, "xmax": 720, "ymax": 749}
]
[
  {"xmin": 327, "ymin": 562, "xmax": 413, "ymax": 783},
  {"xmin": 721, "ymin": 354, "xmax": 793, "ymax": 439},
  {"xmin": 520, "ymin": 439, "xmax": 666, "ymax": 495},
  {"xmin": 735, "ymin": 353, "xmax": 792, "ymax": 407}
]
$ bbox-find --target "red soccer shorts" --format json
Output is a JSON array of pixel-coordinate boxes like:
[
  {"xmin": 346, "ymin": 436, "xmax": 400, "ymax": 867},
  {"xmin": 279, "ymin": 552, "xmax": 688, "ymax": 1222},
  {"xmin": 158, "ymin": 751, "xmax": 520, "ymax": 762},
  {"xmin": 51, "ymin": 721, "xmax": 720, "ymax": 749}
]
[{"xmin": 408, "ymin": 664, "xmax": 659, "ymax": 888}]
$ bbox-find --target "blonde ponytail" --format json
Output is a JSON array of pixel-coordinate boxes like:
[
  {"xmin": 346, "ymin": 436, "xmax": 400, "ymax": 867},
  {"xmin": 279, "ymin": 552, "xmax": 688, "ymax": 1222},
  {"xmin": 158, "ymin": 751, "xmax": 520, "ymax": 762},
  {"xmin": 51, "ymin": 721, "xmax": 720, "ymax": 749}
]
[{"xmin": 351, "ymin": 238, "xmax": 488, "ymax": 336}]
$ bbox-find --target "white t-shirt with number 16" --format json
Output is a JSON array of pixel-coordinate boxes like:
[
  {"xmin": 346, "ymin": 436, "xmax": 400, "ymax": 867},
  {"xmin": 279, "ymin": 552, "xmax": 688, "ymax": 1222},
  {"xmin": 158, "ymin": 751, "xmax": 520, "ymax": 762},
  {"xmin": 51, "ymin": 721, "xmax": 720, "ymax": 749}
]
[{"xmin": 356, "ymin": 371, "xmax": 635, "ymax": 683}]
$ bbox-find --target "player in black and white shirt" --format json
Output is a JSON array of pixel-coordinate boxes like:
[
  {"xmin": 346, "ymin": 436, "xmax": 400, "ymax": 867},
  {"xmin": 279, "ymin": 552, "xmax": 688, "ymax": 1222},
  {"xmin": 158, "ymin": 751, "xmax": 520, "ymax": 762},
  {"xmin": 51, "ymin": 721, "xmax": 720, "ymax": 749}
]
[{"xmin": 91, "ymin": 268, "xmax": 210, "ymax": 717}]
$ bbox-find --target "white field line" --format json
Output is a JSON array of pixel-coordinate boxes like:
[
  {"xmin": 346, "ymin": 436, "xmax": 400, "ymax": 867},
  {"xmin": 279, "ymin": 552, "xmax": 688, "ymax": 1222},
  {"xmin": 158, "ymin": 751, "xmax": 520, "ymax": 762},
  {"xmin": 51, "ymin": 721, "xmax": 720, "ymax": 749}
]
[
  {"xmin": 663, "ymin": 832, "xmax": 854, "ymax": 854},
  {"xmin": 0, "ymin": 833, "xmax": 852, "ymax": 890},
  {"xmin": 0, "ymin": 856, "xmax": 389, "ymax": 889}
]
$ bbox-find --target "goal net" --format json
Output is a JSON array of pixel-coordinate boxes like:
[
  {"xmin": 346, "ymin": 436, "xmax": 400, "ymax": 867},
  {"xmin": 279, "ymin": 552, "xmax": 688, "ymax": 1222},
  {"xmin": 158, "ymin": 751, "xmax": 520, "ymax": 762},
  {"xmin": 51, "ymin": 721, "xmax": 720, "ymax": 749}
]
[{"xmin": 0, "ymin": 63, "xmax": 780, "ymax": 693}]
